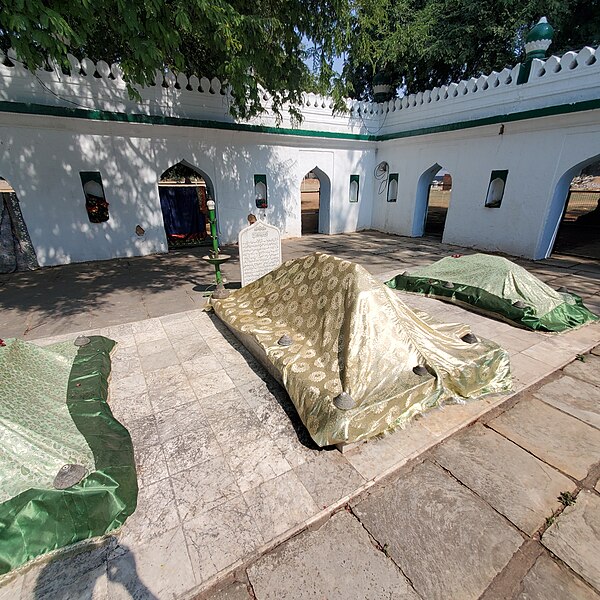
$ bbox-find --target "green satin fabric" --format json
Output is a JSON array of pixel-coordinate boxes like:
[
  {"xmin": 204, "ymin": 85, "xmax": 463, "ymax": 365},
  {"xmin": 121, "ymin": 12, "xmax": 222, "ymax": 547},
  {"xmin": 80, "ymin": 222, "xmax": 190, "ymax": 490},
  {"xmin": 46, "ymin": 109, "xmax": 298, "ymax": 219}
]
[
  {"xmin": 0, "ymin": 337, "xmax": 137, "ymax": 576},
  {"xmin": 213, "ymin": 253, "xmax": 511, "ymax": 447},
  {"xmin": 0, "ymin": 339, "xmax": 95, "ymax": 502},
  {"xmin": 386, "ymin": 254, "xmax": 598, "ymax": 332}
]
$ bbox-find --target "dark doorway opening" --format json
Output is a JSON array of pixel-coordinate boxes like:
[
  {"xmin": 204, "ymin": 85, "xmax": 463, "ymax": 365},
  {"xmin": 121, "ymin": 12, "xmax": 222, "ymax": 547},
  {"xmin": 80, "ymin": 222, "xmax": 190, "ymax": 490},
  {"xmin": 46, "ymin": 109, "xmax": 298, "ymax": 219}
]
[
  {"xmin": 424, "ymin": 171, "xmax": 452, "ymax": 238},
  {"xmin": 552, "ymin": 161, "xmax": 600, "ymax": 260},
  {"xmin": 301, "ymin": 171, "xmax": 321, "ymax": 235},
  {"xmin": 158, "ymin": 162, "xmax": 213, "ymax": 250},
  {"xmin": 413, "ymin": 163, "xmax": 452, "ymax": 239}
]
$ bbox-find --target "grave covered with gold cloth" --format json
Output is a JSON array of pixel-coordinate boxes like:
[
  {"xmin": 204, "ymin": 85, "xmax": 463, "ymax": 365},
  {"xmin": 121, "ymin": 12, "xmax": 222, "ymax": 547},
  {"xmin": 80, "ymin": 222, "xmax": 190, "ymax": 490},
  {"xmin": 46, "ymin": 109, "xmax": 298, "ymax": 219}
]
[{"xmin": 212, "ymin": 253, "xmax": 511, "ymax": 447}]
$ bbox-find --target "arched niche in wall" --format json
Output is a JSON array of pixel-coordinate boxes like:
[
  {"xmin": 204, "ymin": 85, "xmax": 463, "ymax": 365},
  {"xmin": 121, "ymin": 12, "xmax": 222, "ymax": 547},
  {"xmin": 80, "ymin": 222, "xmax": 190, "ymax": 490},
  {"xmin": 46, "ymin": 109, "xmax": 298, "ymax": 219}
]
[
  {"xmin": 387, "ymin": 174, "xmax": 398, "ymax": 202},
  {"xmin": 537, "ymin": 154, "xmax": 600, "ymax": 259},
  {"xmin": 413, "ymin": 163, "xmax": 452, "ymax": 239},
  {"xmin": 80, "ymin": 172, "xmax": 109, "ymax": 223},
  {"xmin": 300, "ymin": 166, "xmax": 331, "ymax": 235},
  {"xmin": 349, "ymin": 175, "xmax": 360, "ymax": 203},
  {"xmin": 157, "ymin": 160, "xmax": 216, "ymax": 250},
  {"xmin": 485, "ymin": 170, "xmax": 508, "ymax": 208},
  {"xmin": 254, "ymin": 175, "xmax": 268, "ymax": 209}
]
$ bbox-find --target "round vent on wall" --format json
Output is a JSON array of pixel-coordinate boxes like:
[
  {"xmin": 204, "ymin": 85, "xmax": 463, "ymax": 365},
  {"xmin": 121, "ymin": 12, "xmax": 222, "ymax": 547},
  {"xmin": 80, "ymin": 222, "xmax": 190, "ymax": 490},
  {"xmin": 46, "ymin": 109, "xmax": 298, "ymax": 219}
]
[
  {"xmin": 375, "ymin": 161, "xmax": 390, "ymax": 194},
  {"xmin": 375, "ymin": 161, "xmax": 389, "ymax": 178}
]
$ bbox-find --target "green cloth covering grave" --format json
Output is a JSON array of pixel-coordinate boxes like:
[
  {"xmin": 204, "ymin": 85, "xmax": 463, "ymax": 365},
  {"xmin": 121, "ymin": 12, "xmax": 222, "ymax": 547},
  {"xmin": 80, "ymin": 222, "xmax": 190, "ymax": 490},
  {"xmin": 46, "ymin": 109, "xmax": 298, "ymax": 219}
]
[
  {"xmin": 386, "ymin": 254, "xmax": 598, "ymax": 332},
  {"xmin": 0, "ymin": 336, "xmax": 137, "ymax": 576}
]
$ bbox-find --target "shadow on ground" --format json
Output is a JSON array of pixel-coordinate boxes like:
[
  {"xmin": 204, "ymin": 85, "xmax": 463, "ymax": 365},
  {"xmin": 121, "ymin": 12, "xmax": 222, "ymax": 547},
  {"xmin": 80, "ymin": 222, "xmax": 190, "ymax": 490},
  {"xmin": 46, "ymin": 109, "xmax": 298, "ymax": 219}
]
[
  {"xmin": 2, "ymin": 230, "xmax": 599, "ymax": 339},
  {"xmin": 30, "ymin": 538, "xmax": 157, "ymax": 600}
]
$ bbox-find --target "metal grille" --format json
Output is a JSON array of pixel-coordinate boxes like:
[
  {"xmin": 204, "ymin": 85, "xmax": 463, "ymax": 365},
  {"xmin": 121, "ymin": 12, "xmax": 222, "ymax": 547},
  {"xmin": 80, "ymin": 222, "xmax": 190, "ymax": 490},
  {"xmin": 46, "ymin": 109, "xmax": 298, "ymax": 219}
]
[{"xmin": 563, "ymin": 190, "xmax": 600, "ymax": 222}]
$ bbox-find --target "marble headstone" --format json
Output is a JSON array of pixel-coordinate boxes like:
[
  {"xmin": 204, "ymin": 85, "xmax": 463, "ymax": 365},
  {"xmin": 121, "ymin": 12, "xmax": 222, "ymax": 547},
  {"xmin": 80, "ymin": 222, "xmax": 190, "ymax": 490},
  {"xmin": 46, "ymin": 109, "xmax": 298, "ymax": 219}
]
[{"xmin": 239, "ymin": 221, "xmax": 282, "ymax": 287}]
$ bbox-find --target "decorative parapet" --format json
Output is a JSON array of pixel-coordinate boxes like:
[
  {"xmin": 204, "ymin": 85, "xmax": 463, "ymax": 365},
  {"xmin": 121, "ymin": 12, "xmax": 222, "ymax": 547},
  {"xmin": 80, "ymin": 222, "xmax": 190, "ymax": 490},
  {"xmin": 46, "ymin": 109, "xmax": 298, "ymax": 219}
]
[
  {"xmin": 0, "ymin": 44, "xmax": 598, "ymax": 140},
  {"xmin": 377, "ymin": 44, "xmax": 600, "ymax": 138},
  {"xmin": 0, "ymin": 48, "xmax": 380, "ymax": 137},
  {"xmin": 528, "ymin": 46, "xmax": 598, "ymax": 79}
]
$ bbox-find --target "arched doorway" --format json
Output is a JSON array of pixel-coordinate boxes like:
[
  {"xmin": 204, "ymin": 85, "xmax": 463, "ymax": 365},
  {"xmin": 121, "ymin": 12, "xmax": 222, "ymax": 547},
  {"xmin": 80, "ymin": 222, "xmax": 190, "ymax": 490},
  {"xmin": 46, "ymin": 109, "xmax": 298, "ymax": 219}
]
[
  {"xmin": 0, "ymin": 177, "xmax": 38, "ymax": 273},
  {"xmin": 413, "ymin": 164, "xmax": 452, "ymax": 239},
  {"xmin": 301, "ymin": 167, "xmax": 330, "ymax": 235},
  {"xmin": 158, "ymin": 161, "xmax": 214, "ymax": 250},
  {"xmin": 536, "ymin": 155, "xmax": 600, "ymax": 260}
]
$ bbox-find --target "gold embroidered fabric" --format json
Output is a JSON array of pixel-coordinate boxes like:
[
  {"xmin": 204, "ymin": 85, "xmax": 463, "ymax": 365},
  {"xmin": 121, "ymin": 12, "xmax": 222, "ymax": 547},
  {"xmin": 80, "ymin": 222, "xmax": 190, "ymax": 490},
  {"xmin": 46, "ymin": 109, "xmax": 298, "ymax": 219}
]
[{"xmin": 212, "ymin": 253, "xmax": 511, "ymax": 446}]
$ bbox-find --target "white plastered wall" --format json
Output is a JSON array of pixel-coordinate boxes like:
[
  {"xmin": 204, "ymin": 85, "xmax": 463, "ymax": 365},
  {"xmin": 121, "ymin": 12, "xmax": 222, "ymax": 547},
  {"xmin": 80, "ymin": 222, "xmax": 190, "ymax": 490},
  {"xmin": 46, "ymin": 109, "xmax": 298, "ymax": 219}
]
[
  {"xmin": 0, "ymin": 114, "xmax": 375, "ymax": 266},
  {"xmin": 1, "ymin": 42, "xmax": 600, "ymax": 265},
  {"xmin": 372, "ymin": 110, "xmax": 600, "ymax": 258}
]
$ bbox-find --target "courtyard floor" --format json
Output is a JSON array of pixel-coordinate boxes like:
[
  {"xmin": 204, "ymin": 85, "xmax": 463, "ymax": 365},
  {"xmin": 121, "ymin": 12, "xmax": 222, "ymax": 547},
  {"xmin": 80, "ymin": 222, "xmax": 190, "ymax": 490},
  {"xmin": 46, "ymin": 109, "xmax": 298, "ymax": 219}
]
[{"xmin": 1, "ymin": 231, "xmax": 600, "ymax": 599}]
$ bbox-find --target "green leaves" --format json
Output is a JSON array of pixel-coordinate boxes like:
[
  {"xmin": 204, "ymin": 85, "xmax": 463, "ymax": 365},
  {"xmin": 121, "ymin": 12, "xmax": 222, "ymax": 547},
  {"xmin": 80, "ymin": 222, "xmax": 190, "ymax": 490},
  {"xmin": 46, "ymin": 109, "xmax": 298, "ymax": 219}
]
[
  {"xmin": 0, "ymin": 0, "xmax": 351, "ymax": 120},
  {"xmin": 4, "ymin": 0, "xmax": 592, "ymax": 115},
  {"xmin": 344, "ymin": 0, "xmax": 600, "ymax": 100}
]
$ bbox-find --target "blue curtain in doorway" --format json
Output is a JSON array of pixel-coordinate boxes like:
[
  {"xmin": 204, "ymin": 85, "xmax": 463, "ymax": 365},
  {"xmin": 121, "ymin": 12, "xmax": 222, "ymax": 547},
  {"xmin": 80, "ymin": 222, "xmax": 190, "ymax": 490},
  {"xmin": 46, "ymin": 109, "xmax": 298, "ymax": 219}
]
[{"xmin": 158, "ymin": 186, "xmax": 205, "ymax": 237}]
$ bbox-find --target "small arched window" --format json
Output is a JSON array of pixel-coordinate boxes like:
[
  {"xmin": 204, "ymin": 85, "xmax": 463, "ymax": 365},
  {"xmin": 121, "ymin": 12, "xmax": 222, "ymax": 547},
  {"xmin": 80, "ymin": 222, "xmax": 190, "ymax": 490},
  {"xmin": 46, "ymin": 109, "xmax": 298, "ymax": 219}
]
[
  {"xmin": 349, "ymin": 175, "xmax": 359, "ymax": 203},
  {"xmin": 80, "ymin": 172, "xmax": 109, "ymax": 222},
  {"xmin": 254, "ymin": 174, "xmax": 268, "ymax": 208},
  {"xmin": 387, "ymin": 174, "xmax": 398, "ymax": 202},
  {"xmin": 485, "ymin": 170, "xmax": 508, "ymax": 208}
]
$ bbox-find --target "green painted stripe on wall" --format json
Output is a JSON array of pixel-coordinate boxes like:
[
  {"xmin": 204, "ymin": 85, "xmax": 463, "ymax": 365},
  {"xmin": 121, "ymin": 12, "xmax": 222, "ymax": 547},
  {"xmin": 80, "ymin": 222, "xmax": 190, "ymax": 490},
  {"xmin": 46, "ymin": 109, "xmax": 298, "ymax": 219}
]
[
  {"xmin": 0, "ymin": 97, "xmax": 599, "ymax": 142},
  {"xmin": 377, "ymin": 98, "xmax": 600, "ymax": 141},
  {"xmin": 0, "ymin": 101, "xmax": 374, "ymax": 141}
]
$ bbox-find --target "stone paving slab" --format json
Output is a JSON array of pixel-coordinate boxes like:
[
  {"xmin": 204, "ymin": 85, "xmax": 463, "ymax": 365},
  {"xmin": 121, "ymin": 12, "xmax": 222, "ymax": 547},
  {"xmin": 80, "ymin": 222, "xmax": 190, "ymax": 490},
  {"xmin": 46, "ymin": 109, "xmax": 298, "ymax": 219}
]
[
  {"xmin": 3, "ymin": 232, "xmax": 600, "ymax": 600},
  {"xmin": 488, "ymin": 398, "xmax": 600, "ymax": 480},
  {"xmin": 107, "ymin": 527, "xmax": 196, "ymax": 599},
  {"xmin": 344, "ymin": 421, "xmax": 439, "ymax": 481},
  {"xmin": 294, "ymin": 450, "xmax": 366, "ymax": 508},
  {"xmin": 183, "ymin": 495, "xmax": 263, "ymax": 586},
  {"xmin": 563, "ymin": 354, "xmax": 600, "ymax": 387},
  {"xmin": 206, "ymin": 582, "xmax": 253, "ymax": 600},
  {"xmin": 505, "ymin": 353, "xmax": 556, "ymax": 392},
  {"xmin": 352, "ymin": 460, "xmax": 523, "ymax": 600},
  {"xmin": 432, "ymin": 424, "xmax": 574, "ymax": 534},
  {"xmin": 516, "ymin": 553, "xmax": 600, "ymax": 600},
  {"xmin": 20, "ymin": 540, "xmax": 115, "ymax": 600},
  {"xmin": 533, "ymin": 374, "xmax": 600, "ymax": 429},
  {"xmin": 0, "ymin": 575, "xmax": 23, "ymax": 600},
  {"xmin": 246, "ymin": 511, "xmax": 420, "ymax": 600},
  {"xmin": 243, "ymin": 470, "xmax": 319, "ymax": 542},
  {"xmin": 542, "ymin": 491, "xmax": 600, "ymax": 593}
]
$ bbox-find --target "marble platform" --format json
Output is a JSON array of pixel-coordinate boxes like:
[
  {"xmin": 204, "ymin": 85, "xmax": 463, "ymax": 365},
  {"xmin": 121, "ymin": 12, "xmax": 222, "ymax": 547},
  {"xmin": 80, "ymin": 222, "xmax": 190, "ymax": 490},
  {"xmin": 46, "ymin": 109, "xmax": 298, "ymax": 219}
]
[{"xmin": 3, "ymin": 293, "xmax": 598, "ymax": 599}]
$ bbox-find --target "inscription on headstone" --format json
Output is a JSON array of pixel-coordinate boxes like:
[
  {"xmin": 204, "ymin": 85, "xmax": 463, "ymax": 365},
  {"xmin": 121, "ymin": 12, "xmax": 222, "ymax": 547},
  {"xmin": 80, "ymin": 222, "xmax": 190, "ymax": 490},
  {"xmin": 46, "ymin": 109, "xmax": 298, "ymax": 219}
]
[{"xmin": 239, "ymin": 221, "xmax": 282, "ymax": 287}]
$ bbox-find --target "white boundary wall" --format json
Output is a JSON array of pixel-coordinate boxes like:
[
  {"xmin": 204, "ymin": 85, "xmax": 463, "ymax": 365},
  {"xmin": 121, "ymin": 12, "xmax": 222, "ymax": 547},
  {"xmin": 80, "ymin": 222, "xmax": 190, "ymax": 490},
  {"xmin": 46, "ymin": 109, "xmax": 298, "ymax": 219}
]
[
  {"xmin": 0, "ymin": 116, "xmax": 375, "ymax": 265},
  {"xmin": 373, "ymin": 112, "xmax": 600, "ymax": 258},
  {"xmin": 0, "ymin": 45, "xmax": 599, "ymax": 265}
]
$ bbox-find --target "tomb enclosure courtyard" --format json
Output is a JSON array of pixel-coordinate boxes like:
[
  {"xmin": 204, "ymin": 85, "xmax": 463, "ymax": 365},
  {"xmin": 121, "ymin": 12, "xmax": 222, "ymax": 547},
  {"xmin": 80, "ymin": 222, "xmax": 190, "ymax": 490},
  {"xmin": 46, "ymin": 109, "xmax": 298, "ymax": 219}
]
[
  {"xmin": 1, "ymin": 14, "xmax": 600, "ymax": 600},
  {"xmin": 1, "ymin": 233, "xmax": 600, "ymax": 599}
]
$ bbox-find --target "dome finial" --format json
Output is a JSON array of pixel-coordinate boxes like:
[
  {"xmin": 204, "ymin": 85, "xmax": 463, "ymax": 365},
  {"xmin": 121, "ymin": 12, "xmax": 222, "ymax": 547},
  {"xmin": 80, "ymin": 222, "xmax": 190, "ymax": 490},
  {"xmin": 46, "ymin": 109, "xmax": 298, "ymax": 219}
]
[
  {"xmin": 524, "ymin": 16, "xmax": 554, "ymax": 60},
  {"xmin": 517, "ymin": 17, "xmax": 554, "ymax": 84}
]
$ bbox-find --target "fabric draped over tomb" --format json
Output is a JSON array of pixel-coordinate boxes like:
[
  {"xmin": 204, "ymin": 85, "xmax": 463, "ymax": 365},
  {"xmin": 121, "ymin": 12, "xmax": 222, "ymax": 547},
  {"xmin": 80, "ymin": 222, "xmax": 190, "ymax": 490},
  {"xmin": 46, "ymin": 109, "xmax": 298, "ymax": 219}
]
[
  {"xmin": 0, "ymin": 337, "xmax": 137, "ymax": 576},
  {"xmin": 386, "ymin": 254, "xmax": 599, "ymax": 332},
  {"xmin": 212, "ymin": 253, "xmax": 511, "ymax": 447}
]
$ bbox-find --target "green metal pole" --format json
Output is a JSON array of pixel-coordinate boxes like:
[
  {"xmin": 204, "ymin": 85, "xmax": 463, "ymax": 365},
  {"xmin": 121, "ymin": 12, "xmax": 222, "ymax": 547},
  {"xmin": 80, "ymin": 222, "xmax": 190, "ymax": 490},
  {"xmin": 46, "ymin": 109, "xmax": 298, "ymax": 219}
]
[{"xmin": 206, "ymin": 199, "xmax": 222, "ymax": 285}]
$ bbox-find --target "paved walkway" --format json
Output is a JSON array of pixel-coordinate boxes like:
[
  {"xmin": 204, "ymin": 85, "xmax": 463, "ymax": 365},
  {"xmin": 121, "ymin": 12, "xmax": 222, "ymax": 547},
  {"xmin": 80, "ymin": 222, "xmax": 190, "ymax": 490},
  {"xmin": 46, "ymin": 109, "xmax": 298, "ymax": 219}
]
[
  {"xmin": 207, "ymin": 346, "xmax": 600, "ymax": 600},
  {"xmin": 2, "ymin": 231, "xmax": 600, "ymax": 340},
  {"xmin": 1, "ymin": 232, "xmax": 599, "ymax": 599}
]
